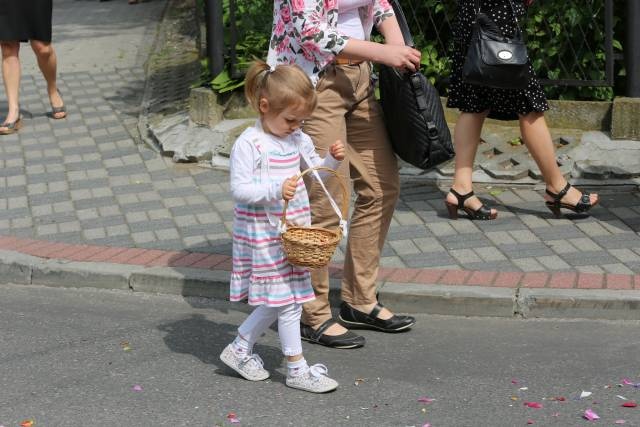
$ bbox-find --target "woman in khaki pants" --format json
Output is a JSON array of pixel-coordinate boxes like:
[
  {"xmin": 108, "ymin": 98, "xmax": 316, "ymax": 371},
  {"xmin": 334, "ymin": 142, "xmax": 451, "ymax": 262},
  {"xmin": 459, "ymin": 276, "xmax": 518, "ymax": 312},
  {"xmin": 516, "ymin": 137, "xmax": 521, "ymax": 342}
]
[{"xmin": 266, "ymin": 0, "xmax": 421, "ymax": 348}]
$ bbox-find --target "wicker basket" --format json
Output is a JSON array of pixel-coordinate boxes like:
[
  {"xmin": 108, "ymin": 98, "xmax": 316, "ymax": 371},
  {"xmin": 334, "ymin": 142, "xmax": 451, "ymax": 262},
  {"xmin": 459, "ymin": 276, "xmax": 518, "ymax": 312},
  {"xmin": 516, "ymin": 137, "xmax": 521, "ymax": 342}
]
[{"xmin": 280, "ymin": 166, "xmax": 349, "ymax": 269}]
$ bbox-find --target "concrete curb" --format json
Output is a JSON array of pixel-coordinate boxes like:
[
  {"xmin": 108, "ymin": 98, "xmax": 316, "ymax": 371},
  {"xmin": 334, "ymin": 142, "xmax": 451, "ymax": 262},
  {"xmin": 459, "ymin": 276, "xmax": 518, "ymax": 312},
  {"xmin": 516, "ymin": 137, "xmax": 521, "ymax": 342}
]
[{"xmin": 2, "ymin": 249, "xmax": 640, "ymax": 320}]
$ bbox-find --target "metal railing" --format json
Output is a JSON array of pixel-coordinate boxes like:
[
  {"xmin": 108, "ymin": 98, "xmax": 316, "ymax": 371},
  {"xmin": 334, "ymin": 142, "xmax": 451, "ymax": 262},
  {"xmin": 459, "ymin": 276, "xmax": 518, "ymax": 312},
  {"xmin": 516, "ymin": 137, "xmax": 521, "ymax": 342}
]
[{"xmin": 206, "ymin": 0, "xmax": 637, "ymax": 95}]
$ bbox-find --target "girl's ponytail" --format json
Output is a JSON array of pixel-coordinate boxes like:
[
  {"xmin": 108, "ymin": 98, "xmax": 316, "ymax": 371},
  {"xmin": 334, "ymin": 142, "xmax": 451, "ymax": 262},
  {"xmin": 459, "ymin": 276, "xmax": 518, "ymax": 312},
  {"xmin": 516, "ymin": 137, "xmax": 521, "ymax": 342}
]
[{"xmin": 244, "ymin": 60, "xmax": 271, "ymax": 112}]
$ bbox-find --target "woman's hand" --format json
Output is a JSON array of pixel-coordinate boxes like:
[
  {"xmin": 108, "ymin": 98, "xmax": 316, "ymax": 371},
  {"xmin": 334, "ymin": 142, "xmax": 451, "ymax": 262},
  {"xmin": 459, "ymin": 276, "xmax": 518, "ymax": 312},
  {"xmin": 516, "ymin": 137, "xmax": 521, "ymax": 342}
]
[
  {"xmin": 329, "ymin": 140, "xmax": 345, "ymax": 161},
  {"xmin": 377, "ymin": 44, "xmax": 421, "ymax": 72},
  {"xmin": 281, "ymin": 176, "xmax": 298, "ymax": 201}
]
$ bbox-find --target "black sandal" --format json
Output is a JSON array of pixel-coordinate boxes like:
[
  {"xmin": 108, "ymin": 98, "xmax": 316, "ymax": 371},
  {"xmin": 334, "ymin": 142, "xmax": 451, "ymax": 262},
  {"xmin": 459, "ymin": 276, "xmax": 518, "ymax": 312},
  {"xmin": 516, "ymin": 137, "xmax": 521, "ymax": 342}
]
[
  {"xmin": 545, "ymin": 182, "xmax": 597, "ymax": 218},
  {"xmin": 338, "ymin": 302, "xmax": 415, "ymax": 332},
  {"xmin": 300, "ymin": 319, "xmax": 365, "ymax": 349},
  {"xmin": 445, "ymin": 188, "xmax": 497, "ymax": 220},
  {"xmin": 0, "ymin": 116, "xmax": 22, "ymax": 135}
]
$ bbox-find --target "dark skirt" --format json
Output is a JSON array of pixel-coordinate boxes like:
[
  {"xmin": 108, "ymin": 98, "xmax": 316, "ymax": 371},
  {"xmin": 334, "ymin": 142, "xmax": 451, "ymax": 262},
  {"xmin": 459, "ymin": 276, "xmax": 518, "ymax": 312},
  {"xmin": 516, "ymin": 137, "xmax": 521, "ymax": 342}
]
[
  {"xmin": 446, "ymin": 0, "xmax": 549, "ymax": 121},
  {"xmin": 0, "ymin": 0, "xmax": 53, "ymax": 43}
]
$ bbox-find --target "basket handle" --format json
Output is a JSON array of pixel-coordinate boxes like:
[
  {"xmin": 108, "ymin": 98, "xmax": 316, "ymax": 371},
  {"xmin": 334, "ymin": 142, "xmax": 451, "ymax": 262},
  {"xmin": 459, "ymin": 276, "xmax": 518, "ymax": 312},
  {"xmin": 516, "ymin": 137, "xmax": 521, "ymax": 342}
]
[{"xmin": 281, "ymin": 166, "xmax": 349, "ymax": 235}]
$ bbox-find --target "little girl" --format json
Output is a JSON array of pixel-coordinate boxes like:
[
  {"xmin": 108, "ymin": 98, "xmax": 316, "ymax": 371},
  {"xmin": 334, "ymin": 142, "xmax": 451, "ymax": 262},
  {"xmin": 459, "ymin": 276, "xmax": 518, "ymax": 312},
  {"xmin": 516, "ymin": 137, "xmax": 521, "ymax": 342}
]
[{"xmin": 220, "ymin": 60, "xmax": 345, "ymax": 393}]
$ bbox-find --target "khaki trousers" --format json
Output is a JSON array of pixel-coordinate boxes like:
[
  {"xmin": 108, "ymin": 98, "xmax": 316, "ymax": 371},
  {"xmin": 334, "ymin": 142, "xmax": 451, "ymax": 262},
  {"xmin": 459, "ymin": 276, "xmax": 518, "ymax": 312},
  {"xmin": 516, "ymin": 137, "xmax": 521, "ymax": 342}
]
[{"xmin": 301, "ymin": 62, "xmax": 400, "ymax": 327}]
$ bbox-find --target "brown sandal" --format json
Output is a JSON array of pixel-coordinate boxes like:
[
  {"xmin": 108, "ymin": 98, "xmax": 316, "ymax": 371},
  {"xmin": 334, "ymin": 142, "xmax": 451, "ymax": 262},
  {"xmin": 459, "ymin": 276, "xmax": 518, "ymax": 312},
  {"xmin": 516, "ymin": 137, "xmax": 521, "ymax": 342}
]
[
  {"xmin": 50, "ymin": 90, "xmax": 66, "ymax": 119},
  {"xmin": 0, "ymin": 117, "xmax": 22, "ymax": 135}
]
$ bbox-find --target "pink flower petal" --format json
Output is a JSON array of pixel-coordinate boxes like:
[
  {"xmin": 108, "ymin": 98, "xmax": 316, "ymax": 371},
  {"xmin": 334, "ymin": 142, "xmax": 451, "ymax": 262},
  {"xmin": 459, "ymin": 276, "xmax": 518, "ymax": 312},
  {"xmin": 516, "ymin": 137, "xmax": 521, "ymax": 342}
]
[
  {"xmin": 132, "ymin": 385, "xmax": 143, "ymax": 392},
  {"xmin": 615, "ymin": 420, "xmax": 626, "ymax": 424},
  {"xmin": 527, "ymin": 419, "xmax": 534, "ymax": 425},
  {"xmin": 422, "ymin": 424, "xmax": 431, "ymax": 427},
  {"xmin": 623, "ymin": 378, "xmax": 634, "ymax": 385},
  {"xmin": 621, "ymin": 401, "xmax": 637, "ymax": 408},
  {"xmin": 524, "ymin": 402, "xmax": 543, "ymax": 409},
  {"xmin": 418, "ymin": 397, "xmax": 435, "ymax": 404},
  {"xmin": 584, "ymin": 409, "xmax": 600, "ymax": 421}
]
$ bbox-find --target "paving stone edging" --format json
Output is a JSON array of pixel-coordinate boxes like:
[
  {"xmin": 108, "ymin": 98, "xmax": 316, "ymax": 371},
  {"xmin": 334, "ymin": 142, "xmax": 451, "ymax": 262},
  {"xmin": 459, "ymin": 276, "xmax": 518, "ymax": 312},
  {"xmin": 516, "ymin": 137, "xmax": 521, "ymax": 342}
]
[{"xmin": 3, "ymin": 247, "xmax": 640, "ymax": 321}]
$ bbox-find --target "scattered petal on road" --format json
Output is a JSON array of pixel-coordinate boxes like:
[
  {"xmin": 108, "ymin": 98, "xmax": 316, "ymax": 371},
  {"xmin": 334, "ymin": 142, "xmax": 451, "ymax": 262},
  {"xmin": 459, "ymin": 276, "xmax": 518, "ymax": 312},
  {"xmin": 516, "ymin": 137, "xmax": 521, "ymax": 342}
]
[
  {"xmin": 580, "ymin": 391, "xmax": 592, "ymax": 399},
  {"xmin": 583, "ymin": 409, "xmax": 600, "ymax": 421},
  {"xmin": 615, "ymin": 420, "xmax": 626, "ymax": 424},
  {"xmin": 524, "ymin": 402, "xmax": 543, "ymax": 409},
  {"xmin": 418, "ymin": 397, "xmax": 435, "ymax": 404},
  {"xmin": 20, "ymin": 421, "xmax": 34, "ymax": 427},
  {"xmin": 621, "ymin": 401, "xmax": 637, "ymax": 408},
  {"xmin": 519, "ymin": 387, "xmax": 529, "ymax": 391},
  {"xmin": 227, "ymin": 413, "xmax": 240, "ymax": 424},
  {"xmin": 132, "ymin": 385, "xmax": 143, "ymax": 392},
  {"xmin": 527, "ymin": 419, "xmax": 534, "ymax": 424}
]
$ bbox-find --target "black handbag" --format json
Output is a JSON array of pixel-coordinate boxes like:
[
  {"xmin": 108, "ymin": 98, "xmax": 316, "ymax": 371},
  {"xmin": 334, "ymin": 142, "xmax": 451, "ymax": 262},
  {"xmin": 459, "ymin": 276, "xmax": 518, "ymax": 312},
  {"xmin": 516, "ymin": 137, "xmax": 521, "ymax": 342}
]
[
  {"xmin": 378, "ymin": 0, "xmax": 454, "ymax": 170},
  {"xmin": 462, "ymin": 0, "xmax": 530, "ymax": 90}
]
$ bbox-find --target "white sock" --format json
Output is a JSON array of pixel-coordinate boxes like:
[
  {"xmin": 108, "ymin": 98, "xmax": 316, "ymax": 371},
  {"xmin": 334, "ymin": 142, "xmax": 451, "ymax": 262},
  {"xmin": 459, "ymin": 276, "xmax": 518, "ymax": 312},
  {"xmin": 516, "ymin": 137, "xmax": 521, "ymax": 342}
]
[
  {"xmin": 287, "ymin": 357, "xmax": 308, "ymax": 377},
  {"xmin": 232, "ymin": 335, "xmax": 251, "ymax": 357}
]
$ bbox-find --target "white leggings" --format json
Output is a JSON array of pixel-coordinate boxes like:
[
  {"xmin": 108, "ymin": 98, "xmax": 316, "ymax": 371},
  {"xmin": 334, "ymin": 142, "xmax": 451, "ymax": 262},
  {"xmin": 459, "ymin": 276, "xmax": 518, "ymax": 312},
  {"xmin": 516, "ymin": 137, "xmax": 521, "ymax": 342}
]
[{"xmin": 237, "ymin": 303, "xmax": 303, "ymax": 356}]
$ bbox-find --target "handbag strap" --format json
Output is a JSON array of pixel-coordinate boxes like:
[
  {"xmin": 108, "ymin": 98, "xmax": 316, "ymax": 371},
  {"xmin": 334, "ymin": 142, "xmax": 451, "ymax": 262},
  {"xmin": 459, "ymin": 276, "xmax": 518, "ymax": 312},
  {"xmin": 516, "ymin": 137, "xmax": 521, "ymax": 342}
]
[
  {"xmin": 474, "ymin": 0, "xmax": 524, "ymax": 35},
  {"xmin": 388, "ymin": 0, "xmax": 414, "ymax": 48}
]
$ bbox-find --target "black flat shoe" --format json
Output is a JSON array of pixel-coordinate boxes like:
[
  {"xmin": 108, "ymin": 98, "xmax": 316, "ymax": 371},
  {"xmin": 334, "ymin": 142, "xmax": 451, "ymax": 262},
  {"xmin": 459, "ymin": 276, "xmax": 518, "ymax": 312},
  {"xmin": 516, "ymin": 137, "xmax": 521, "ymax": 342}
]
[
  {"xmin": 338, "ymin": 302, "xmax": 415, "ymax": 332},
  {"xmin": 301, "ymin": 319, "xmax": 365, "ymax": 349}
]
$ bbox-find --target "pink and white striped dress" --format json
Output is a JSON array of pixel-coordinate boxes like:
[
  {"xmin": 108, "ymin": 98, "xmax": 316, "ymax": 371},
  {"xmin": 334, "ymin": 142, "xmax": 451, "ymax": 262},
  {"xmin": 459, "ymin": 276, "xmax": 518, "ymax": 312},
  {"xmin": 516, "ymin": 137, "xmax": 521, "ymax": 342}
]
[{"xmin": 228, "ymin": 122, "xmax": 340, "ymax": 307}]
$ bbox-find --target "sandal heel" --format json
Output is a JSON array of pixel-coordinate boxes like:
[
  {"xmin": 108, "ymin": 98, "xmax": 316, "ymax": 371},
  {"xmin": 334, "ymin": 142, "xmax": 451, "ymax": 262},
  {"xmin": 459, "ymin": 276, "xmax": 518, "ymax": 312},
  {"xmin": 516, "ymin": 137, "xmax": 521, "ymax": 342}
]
[
  {"xmin": 545, "ymin": 202, "xmax": 561, "ymax": 218},
  {"xmin": 445, "ymin": 201, "xmax": 459, "ymax": 220}
]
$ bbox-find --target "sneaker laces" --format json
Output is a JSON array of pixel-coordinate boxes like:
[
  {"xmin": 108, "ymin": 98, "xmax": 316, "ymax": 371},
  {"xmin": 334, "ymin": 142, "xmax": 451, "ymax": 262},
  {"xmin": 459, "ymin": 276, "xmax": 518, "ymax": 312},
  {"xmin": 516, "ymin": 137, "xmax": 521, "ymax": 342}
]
[
  {"xmin": 308, "ymin": 363, "xmax": 329, "ymax": 379},
  {"xmin": 240, "ymin": 353, "xmax": 265, "ymax": 372}
]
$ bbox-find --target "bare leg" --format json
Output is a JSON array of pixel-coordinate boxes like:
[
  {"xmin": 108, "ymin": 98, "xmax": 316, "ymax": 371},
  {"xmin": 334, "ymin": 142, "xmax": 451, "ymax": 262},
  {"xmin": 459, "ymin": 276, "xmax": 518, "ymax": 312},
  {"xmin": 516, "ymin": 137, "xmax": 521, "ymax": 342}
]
[
  {"xmin": 519, "ymin": 112, "xmax": 598, "ymax": 206},
  {"xmin": 30, "ymin": 40, "xmax": 64, "ymax": 118},
  {"xmin": 1, "ymin": 41, "xmax": 21, "ymax": 127},
  {"xmin": 446, "ymin": 111, "xmax": 498, "ymax": 215}
]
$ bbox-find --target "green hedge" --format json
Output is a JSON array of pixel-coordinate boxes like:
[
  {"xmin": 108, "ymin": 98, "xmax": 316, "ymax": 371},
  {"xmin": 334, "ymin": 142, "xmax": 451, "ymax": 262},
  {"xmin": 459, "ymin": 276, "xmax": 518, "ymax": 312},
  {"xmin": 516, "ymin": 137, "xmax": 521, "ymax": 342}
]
[{"xmin": 212, "ymin": 0, "xmax": 626, "ymax": 101}]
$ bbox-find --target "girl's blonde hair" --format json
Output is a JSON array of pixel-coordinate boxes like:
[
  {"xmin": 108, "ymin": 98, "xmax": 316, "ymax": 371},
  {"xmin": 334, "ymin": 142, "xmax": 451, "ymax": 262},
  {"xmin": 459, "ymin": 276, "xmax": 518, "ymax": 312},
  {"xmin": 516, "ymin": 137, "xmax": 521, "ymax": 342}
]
[{"xmin": 244, "ymin": 60, "xmax": 317, "ymax": 115}]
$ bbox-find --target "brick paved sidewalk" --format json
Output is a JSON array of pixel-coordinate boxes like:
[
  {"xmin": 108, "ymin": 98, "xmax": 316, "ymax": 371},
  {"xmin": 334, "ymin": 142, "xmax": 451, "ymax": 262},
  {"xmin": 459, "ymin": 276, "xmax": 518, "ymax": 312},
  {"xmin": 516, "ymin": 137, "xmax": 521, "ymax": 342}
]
[{"xmin": 1, "ymin": 0, "xmax": 640, "ymax": 309}]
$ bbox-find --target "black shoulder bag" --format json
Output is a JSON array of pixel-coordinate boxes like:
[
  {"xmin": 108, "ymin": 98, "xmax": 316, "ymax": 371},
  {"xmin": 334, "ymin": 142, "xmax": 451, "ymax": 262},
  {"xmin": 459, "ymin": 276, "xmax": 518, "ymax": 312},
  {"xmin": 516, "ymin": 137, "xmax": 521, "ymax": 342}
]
[
  {"xmin": 378, "ymin": 0, "xmax": 454, "ymax": 170},
  {"xmin": 462, "ymin": 0, "xmax": 530, "ymax": 89}
]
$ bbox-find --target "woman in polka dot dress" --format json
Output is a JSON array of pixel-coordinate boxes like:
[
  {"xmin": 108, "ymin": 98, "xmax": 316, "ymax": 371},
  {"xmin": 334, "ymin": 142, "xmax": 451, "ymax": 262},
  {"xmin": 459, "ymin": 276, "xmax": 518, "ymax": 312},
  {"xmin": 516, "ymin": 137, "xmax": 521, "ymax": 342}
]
[{"xmin": 445, "ymin": 0, "xmax": 599, "ymax": 220}]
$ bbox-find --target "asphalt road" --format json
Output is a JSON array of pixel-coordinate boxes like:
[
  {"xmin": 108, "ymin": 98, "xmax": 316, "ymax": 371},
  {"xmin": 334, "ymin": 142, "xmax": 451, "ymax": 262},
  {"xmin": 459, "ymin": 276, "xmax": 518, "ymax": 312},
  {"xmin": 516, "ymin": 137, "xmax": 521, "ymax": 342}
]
[{"xmin": 1, "ymin": 284, "xmax": 640, "ymax": 427}]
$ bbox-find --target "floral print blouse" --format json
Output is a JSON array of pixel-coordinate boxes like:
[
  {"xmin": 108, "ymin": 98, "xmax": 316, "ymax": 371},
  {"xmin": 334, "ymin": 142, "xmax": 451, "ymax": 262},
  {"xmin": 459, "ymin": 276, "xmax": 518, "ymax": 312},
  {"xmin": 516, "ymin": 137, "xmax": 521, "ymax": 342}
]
[{"xmin": 266, "ymin": 0, "xmax": 394, "ymax": 84}]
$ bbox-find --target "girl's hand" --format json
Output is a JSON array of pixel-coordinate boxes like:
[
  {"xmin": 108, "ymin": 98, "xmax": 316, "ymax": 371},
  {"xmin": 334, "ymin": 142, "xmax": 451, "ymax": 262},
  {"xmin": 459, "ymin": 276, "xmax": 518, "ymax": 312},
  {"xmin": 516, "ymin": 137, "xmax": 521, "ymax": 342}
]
[
  {"xmin": 379, "ymin": 44, "xmax": 421, "ymax": 72},
  {"xmin": 329, "ymin": 140, "xmax": 345, "ymax": 161},
  {"xmin": 282, "ymin": 176, "xmax": 298, "ymax": 201}
]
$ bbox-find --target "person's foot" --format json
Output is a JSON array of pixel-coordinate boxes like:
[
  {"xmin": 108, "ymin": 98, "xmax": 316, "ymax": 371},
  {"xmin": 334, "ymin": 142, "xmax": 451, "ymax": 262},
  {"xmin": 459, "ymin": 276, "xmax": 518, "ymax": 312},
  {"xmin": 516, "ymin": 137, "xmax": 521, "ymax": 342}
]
[
  {"xmin": 219, "ymin": 344, "xmax": 270, "ymax": 381},
  {"xmin": 301, "ymin": 319, "xmax": 365, "ymax": 349},
  {"xmin": 338, "ymin": 302, "xmax": 415, "ymax": 332},
  {"xmin": 0, "ymin": 109, "xmax": 22, "ymax": 135},
  {"xmin": 286, "ymin": 363, "xmax": 338, "ymax": 393},
  {"xmin": 446, "ymin": 186, "xmax": 498, "ymax": 219},
  {"xmin": 543, "ymin": 182, "xmax": 598, "ymax": 208},
  {"xmin": 48, "ymin": 90, "xmax": 66, "ymax": 119}
]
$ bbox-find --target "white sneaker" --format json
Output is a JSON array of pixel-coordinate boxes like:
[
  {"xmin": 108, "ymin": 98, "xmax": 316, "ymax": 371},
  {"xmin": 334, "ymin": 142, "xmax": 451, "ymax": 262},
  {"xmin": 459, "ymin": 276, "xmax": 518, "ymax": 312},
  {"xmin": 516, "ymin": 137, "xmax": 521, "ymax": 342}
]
[
  {"xmin": 286, "ymin": 363, "xmax": 338, "ymax": 393},
  {"xmin": 219, "ymin": 344, "xmax": 270, "ymax": 381}
]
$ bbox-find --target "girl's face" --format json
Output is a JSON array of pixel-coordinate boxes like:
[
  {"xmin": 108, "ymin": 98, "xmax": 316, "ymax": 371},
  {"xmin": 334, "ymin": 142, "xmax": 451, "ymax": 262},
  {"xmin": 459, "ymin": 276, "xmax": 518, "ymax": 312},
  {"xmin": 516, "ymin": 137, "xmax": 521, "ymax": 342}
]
[{"xmin": 259, "ymin": 98, "xmax": 309, "ymax": 138}]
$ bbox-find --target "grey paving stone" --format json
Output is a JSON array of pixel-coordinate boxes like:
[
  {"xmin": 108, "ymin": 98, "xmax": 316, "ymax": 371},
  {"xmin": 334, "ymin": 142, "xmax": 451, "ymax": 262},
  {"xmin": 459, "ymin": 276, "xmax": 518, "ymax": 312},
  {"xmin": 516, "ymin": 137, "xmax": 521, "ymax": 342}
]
[
  {"xmin": 387, "ymin": 225, "xmax": 431, "ymax": 240},
  {"xmin": 512, "ymin": 257, "xmax": 546, "ymax": 272},
  {"xmin": 568, "ymin": 237, "xmax": 602, "ymax": 251},
  {"xmin": 474, "ymin": 246, "xmax": 507, "ymax": 262},
  {"xmin": 155, "ymin": 228, "xmax": 181, "ymax": 241},
  {"xmin": 129, "ymin": 219, "xmax": 176, "ymax": 233},
  {"xmin": 112, "ymin": 183, "xmax": 154, "ymax": 195},
  {"xmin": 80, "ymin": 215, "xmax": 127, "ymax": 229},
  {"xmin": 601, "ymin": 263, "xmax": 634, "ymax": 274},
  {"xmin": 29, "ymin": 191, "xmax": 70, "ymax": 206},
  {"xmin": 546, "ymin": 239, "xmax": 578, "ymax": 254},
  {"xmin": 426, "ymin": 222, "xmax": 457, "ymax": 237},
  {"xmin": 180, "ymin": 223, "xmax": 228, "ymax": 237},
  {"xmin": 83, "ymin": 227, "xmax": 107, "ymax": 240},
  {"xmin": 120, "ymin": 200, "xmax": 165, "ymax": 213},
  {"xmin": 439, "ymin": 233, "xmax": 493, "ymax": 250},
  {"xmin": 497, "ymin": 242, "xmax": 555, "ymax": 259},
  {"xmin": 33, "ymin": 213, "xmax": 78, "ymax": 225},
  {"xmin": 170, "ymin": 204, "xmax": 216, "ymax": 216},
  {"xmin": 575, "ymin": 265, "xmax": 605, "ymax": 273},
  {"xmin": 509, "ymin": 229, "xmax": 540, "ymax": 243},
  {"xmin": 74, "ymin": 196, "xmax": 119, "ymax": 210},
  {"xmin": 401, "ymin": 252, "xmax": 459, "ymax": 269},
  {"xmin": 464, "ymin": 260, "xmax": 519, "ymax": 272},
  {"xmin": 592, "ymin": 234, "xmax": 640, "ymax": 249},
  {"xmin": 535, "ymin": 255, "xmax": 572, "ymax": 270},
  {"xmin": 388, "ymin": 239, "xmax": 421, "ymax": 255},
  {"xmin": 608, "ymin": 248, "xmax": 640, "ymax": 263},
  {"xmin": 532, "ymin": 225, "xmax": 587, "ymax": 241},
  {"xmin": 450, "ymin": 248, "xmax": 482, "ymax": 264},
  {"xmin": 560, "ymin": 251, "xmax": 620, "ymax": 267}
]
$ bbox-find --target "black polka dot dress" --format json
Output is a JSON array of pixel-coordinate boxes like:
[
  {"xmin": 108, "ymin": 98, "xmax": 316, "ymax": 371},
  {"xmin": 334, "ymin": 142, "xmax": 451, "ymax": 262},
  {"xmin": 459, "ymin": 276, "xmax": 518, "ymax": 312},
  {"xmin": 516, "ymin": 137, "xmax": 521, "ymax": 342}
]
[{"xmin": 447, "ymin": 0, "xmax": 549, "ymax": 121}]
